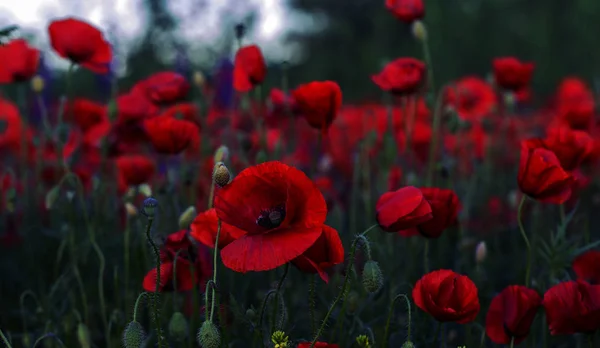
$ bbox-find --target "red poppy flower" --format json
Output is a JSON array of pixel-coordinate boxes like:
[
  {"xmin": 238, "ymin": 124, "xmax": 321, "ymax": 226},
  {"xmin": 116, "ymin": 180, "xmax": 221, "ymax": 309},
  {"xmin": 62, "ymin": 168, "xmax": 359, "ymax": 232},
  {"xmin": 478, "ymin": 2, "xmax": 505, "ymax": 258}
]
[
  {"xmin": 485, "ymin": 285, "xmax": 542, "ymax": 344},
  {"xmin": 518, "ymin": 141, "xmax": 574, "ymax": 204},
  {"xmin": 0, "ymin": 99, "xmax": 24, "ymax": 152},
  {"xmin": 189, "ymin": 208, "xmax": 247, "ymax": 249},
  {"xmin": 554, "ymin": 77, "xmax": 595, "ymax": 131},
  {"xmin": 115, "ymin": 155, "xmax": 156, "ymax": 187},
  {"xmin": 162, "ymin": 103, "xmax": 201, "ymax": 127},
  {"xmin": 401, "ymin": 187, "xmax": 461, "ymax": 238},
  {"xmin": 543, "ymin": 280, "xmax": 600, "ymax": 335},
  {"xmin": 541, "ymin": 126, "xmax": 594, "ymax": 171},
  {"xmin": 64, "ymin": 98, "xmax": 108, "ymax": 132},
  {"xmin": 115, "ymin": 91, "xmax": 159, "ymax": 123},
  {"xmin": 291, "ymin": 225, "xmax": 344, "ymax": 283},
  {"xmin": 143, "ymin": 117, "xmax": 200, "ymax": 155},
  {"xmin": 376, "ymin": 186, "xmax": 432, "ymax": 232},
  {"xmin": 292, "ymin": 81, "xmax": 342, "ymax": 133},
  {"xmin": 445, "ymin": 77, "xmax": 497, "ymax": 122},
  {"xmin": 143, "ymin": 230, "xmax": 213, "ymax": 292},
  {"xmin": 296, "ymin": 342, "xmax": 339, "ymax": 348},
  {"xmin": 572, "ymin": 251, "xmax": 600, "ymax": 284},
  {"xmin": 0, "ymin": 39, "xmax": 40, "ymax": 84},
  {"xmin": 233, "ymin": 45, "xmax": 267, "ymax": 92},
  {"xmin": 385, "ymin": 0, "xmax": 424, "ymax": 23},
  {"xmin": 133, "ymin": 71, "xmax": 190, "ymax": 105},
  {"xmin": 412, "ymin": 269, "xmax": 480, "ymax": 323},
  {"xmin": 372, "ymin": 57, "xmax": 426, "ymax": 95},
  {"xmin": 214, "ymin": 161, "xmax": 328, "ymax": 272},
  {"xmin": 492, "ymin": 57, "xmax": 535, "ymax": 91},
  {"xmin": 48, "ymin": 17, "xmax": 112, "ymax": 74}
]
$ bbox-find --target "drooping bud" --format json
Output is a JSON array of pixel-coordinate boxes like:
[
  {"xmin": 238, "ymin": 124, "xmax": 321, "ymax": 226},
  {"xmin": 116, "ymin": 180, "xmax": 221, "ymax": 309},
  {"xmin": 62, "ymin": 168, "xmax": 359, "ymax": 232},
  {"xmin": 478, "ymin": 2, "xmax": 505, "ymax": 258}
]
[
  {"xmin": 212, "ymin": 162, "xmax": 231, "ymax": 188},
  {"xmin": 475, "ymin": 241, "xmax": 487, "ymax": 264},
  {"xmin": 213, "ymin": 145, "xmax": 229, "ymax": 163},
  {"xmin": 411, "ymin": 20, "xmax": 427, "ymax": 42},
  {"xmin": 356, "ymin": 334, "xmax": 371, "ymax": 348},
  {"xmin": 362, "ymin": 260, "xmax": 384, "ymax": 293},
  {"xmin": 178, "ymin": 206, "xmax": 197, "ymax": 229},
  {"xmin": 196, "ymin": 321, "xmax": 221, "ymax": 348},
  {"xmin": 270, "ymin": 330, "xmax": 289, "ymax": 348},
  {"xmin": 168, "ymin": 312, "xmax": 188, "ymax": 342},
  {"xmin": 31, "ymin": 75, "xmax": 44, "ymax": 93},
  {"xmin": 76, "ymin": 323, "xmax": 92, "ymax": 348},
  {"xmin": 142, "ymin": 197, "xmax": 158, "ymax": 218},
  {"xmin": 122, "ymin": 321, "xmax": 145, "ymax": 348}
]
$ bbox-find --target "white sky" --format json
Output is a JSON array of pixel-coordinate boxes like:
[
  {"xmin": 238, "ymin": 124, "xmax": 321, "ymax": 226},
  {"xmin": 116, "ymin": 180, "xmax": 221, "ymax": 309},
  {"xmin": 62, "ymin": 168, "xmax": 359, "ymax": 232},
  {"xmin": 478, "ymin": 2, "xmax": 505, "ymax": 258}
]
[{"xmin": 0, "ymin": 0, "xmax": 324, "ymax": 74}]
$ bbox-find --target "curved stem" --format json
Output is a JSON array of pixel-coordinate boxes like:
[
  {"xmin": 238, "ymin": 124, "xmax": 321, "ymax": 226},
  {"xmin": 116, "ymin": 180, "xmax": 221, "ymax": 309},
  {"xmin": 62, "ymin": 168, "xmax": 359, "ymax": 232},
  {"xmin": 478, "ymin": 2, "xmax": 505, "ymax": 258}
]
[
  {"xmin": 209, "ymin": 220, "xmax": 222, "ymax": 322},
  {"xmin": 0, "ymin": 329, "xmax": 12, "ymax": 348},
  {"xmin": 310, "ymin": 224, "xmax": 378, "ymax": 347},
  {"xmin": 517, "ymin": 196, "xmax": 531, "ymax": 287},
  {"xmin": 145, "ymin": 217, "xmax": 165, "ymax": 347},
  {"xmin": 271, "ymin": 263, "xmax": 290, "ymax": 333},
  {"xmin": 133, "ymin": 292, "xmax": 147, "ymax": 323},
  {"xmin": 383, "ymin": 294, "xmax": 412, "ymax": 348},
  {"xmin": 32, "ymin": 333, "xmax": 66, "ymax": 348}
]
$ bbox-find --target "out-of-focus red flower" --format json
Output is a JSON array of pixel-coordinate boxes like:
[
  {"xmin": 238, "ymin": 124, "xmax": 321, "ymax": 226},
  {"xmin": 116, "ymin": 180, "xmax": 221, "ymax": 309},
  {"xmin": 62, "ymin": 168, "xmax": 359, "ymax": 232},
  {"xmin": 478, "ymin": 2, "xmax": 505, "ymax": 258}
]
[
  {"xmin": 143, "ymin": 230, "xmax": 213, "ymax": 293},
  {"xmin": 0, "ymin": 99, "xmax": 23, "ymax": 153},
  {"xmin": 554, "ymin": 77, "xmax": 595, "ymax": 131},
  {"xmin": 233, "ymin": 45, "xmax": 266, "ymax": 92},
  {"xmin": 372, "ymin": 58, "xmax": 426, "ymax": 95},
  {"xmin": 543, "ymin": 280, "xmax": 600, "ymax": 335},
  {"xmin": 292, "ymin": 81, "xmax": 342, "ymax": 133},
  {"xmin": 572, "ymin": 251, "xmax": 600, "ymax": 284},
  {"xmin": 214, "ymin": 161, "xmax": 327, "ymax": 272},
  {"xmin": 540, "ymin": 126, "xmax": 595, "ymax": 170},
  {"xmin": 518, "ymin": 141, "xmax": 574, "ymax": 204},
  {"xmin": 115, "ymin": 92, "xmax": 159, "ymax": 124},
  {"xmin": 143, "ymin": 117, "xmax": 200, "ymax": 155},
  {"xmin": 189, "ymin": 208, "xmax": 246, "ymax": 249},
  {"xmin": 296, "ymin": 342, "xmax": 339, "ymax": 348},
  {"xmin": 445, "ymin": 76, "xmax": 497, "ymax": 122},
  {"xmin": 387, "ymin": 166, "xmax": 403, "ymax": 190},
  {"xmin": 401, "ymin": 187, "xmax": 461, "ymax": 238},
  {"xmin": 376, "ymin": 186, "xmax": 432, "ymax": 232},
  {"xmin": 64, "ymin": 98, "xmax": 107, "ymax": 132},
  {"xmin": 385, "ymin": 0, "xmax": 424, "ymax": 23},
  {"xmin": 492, "ymin": 57, "xmax": 534, "ymax": 91},
  {"xmin": 115, "ymin": 154, "xmax": 155, "ymax": 189},
  {"xmin": 413, "ymin": 269, "xmax": 480, "ymax": 323},
  {"xmin": 291, "ymin": 225, "xmax": 344, "ymax": 283},
  {"xmin": 161, "ymin": 103, "xmax": 201, "ymax": 127},
  {"xmin": 48, "ymin": 17, "xmax": 112, "ymax": 74},
  {"xmin": 0, "ymin": 39, "xmax": 40, "ymax": 83},
  {"xmin": 133, "ymin": 71, "xmax": 190, "ymax": 105},
  {"xmin": 485, "ymin": 285, "xmax": 542, "ymax": 344}
]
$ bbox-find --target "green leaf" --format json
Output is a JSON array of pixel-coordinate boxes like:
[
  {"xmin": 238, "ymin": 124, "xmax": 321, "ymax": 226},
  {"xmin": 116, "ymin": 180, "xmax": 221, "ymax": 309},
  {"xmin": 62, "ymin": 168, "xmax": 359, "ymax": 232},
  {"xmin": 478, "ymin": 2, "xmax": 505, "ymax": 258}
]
[{"xmin": 571, "ymin": 239, "xmax": 600, "ymax": 258}]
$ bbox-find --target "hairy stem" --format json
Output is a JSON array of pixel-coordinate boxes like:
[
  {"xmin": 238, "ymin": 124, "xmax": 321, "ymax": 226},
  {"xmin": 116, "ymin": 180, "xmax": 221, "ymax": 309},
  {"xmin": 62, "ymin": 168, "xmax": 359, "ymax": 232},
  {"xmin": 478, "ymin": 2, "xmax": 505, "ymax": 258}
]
[
  {"xmin": 145, "ymin": 217, "xmax": 165, "ymax": 347},
  {"xmin": 517, "ymin": 196, "xmax": 531, "ymax": 287},
  {"xmin": 383, "ymin": 294, "xmax": 412, "ymax": 348}
]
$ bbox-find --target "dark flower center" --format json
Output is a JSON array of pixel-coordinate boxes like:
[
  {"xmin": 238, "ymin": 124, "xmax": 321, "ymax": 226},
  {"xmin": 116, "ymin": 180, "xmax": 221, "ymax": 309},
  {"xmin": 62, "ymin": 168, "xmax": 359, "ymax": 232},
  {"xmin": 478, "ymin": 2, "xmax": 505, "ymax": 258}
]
[{"xmin": 256, "ymin": 204, "xmax": 286, "ymax": 229}]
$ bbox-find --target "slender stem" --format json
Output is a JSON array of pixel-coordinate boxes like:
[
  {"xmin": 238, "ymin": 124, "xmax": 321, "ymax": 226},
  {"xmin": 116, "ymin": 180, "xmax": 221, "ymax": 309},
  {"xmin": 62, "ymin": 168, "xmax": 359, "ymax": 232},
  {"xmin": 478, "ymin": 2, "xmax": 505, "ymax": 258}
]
[
  {"xmin": 124, "ymin": 215, "xmax": 131, "ymax": 313},
  {"xmin": 209, "ymin": 220, "xmax": 222, "ymax": 322},
  {"xmin": 431, "ymin": 321, "xmax": 441, "ymax": 348},
  {"xmin": 383, "ymin": 294, "xmax": 412, "ymax": 348},
  {"xmin": 424, "ymin": 240, "xmax": 430, "ymax": 273},
  {"xmin": 271, "ymin": 263, "xmax": 290, "ymax": 333},
  {"xmin": 0, "ymin": 329, "xmax": 12, "ymax": 348},
  {"xmin": 310, "ymin": 224, "xmax": 378, "ymax": 347},
  {"xmin": 510, "ymin": 336, "xmax": 515, "ymax": 348},
  {"xmin": 517, "ymin": 196, "xmax": 532, "ymax": 287},
  {"xmin": 33, "ymin": 334, "xmax": 66, "ymax": 348},
  {"xmin": 422, "ymin": 33, "xmax": 435, "ymax": 95},
  {"xmin": 309, "ymin": 275, "xmax": 317, "ymax": 337},
  {"xmin": 425, "ymin": 86, "xmax": 448, "ymax": 187},
  {"xmin": 145, "ymin": 217, "xmax": 165, "ymax": 347},
  {"xmin": 559, "ymin": 204, "xmax": 566, "ymax": 225},
  {"xmin": 133, "ymin": 292, "xmax": 147, "ymax": 322}
]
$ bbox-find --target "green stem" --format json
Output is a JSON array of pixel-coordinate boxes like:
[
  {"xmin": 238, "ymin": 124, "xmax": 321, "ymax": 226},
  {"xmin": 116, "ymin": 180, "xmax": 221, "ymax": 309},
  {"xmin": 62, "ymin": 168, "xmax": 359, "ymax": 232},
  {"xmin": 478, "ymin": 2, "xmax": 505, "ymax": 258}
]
[
  {"xmin": 271, "ymin": 263, "xmax": 290, "ymax": 333},
  {"xmin": 124, "ymin": 215, "xmax": 131, "ymax": 314},
  {"xmin": 32, "ymin": 333, "xmax": 66, "ymax": 348},
  {"xmin": 133, "ymin": 292, "xmax": 147, "ymax": 322},
  {"xmin": 383, "ymin": 294, "xmax": 411, "ymax": 348},
  {"xmin": 209, "ymin": 220, "xmax": 222, "ymax": 322},
  {"xmin": 422, "ymin": 32, "xmax": 435, "ymax": 94},
  {"xmin": 510, "ymin": 336, "xmax": 515, "ymax": 348},
  {"xmin": 309, "ymin": 275, "xmax": 316, "ymax": 337},
  {"xmin": 310, "ymin": 224, "xmax": 378, "ymax": 347},
  {"xmin": 517, "ymin": 196, "xmax": 532, "ymax": 287},
  {"xmin": 425, "ymin": 86, "xmax": 448, "ymax": 187},
  {"xmin": 145, "ymin": 217, "xmax": 165, "ymax": 347},
  {"xmin": 0, "ymin": 329, "xmax": 12, "ymax": 348},
  {"xmin": 431, "ymin": 321, "xmax": 441, "ymax": 348}
]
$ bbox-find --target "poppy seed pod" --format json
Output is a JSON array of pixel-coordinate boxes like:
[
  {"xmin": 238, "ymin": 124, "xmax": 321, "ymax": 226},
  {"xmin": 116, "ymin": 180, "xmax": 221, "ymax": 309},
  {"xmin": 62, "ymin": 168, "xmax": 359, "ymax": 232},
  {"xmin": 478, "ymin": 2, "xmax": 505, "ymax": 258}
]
[
  {"xmin": 197, "ymin": 321, "xmax": 221, "ymax": 348},
  {"xmin": 168, "ymin": 312, "xmax": 188, "ymax": 341},
  {"xmin": 122, "ymin": 321, "xmax": 145, "ymax": 348},
  {"xmin": 212, "ymin": 162, "xmax": 231, "ymax": 187},
  {"xmin": 362, "ymin": 260, "xmax": 384, "ymax": 293}
]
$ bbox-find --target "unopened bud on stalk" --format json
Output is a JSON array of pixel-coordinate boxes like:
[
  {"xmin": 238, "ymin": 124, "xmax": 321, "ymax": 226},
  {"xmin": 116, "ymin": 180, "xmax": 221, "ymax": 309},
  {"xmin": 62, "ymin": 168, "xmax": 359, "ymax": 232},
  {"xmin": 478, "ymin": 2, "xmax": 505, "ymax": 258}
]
[
  {"xmin": 270, "ymin": 330, "xmax": 289, "ymax": 348},
  {"xmin": 142, "ymin": 197, "xmax": 158, "ymax": 218},
  {"xmin": 193, "ymin": 71, "xmax": 206, "ymax": 87},
  {"xmin": 197, "ymin": 321, "xmax": 221, "ymax": 348},
  {"xmin": 475, "ymin": 241, "xmax": 487, "ymax": 264},
  {"xmin": 125, "ymin": 202, "xmax": 138, "ymax": 216},
  {"xmin": 356, "ymin": 334, "xmax": 371, "ymax": 348},
  {"xmin": 213, "ymin": 145, "xmax": 229, "ymax": 163},
  {"xmin": 122, "ymin": 321, "xmax": 145, "ymax": 348},
  {"xmin": 362, "ymin": 260, "xmax": 384, "ymax": 293},
  {"xmin": 77, "ymin": 323, "xmax": 92, "ymax": 348},
  {"xmin": 212, "ymin": 162, "xmax": 231, "ymax": 187},
  {"xmin": 31, "ymin": 75, "xmax": 44, "ymax": 93},
  {"xmin": 138, "ymin": 184, "xmax": 152, "ymax": 197},
  {"xmin": 178, "ymin": 206, "xmax": 197, "ymax": 229},
  {"xmin": 411, "ymin": 20, "xmax": 427, "ymax": 42},
  {"xmin": 168, "ymin": 311, "xmax": 188, "ymax": 341}
]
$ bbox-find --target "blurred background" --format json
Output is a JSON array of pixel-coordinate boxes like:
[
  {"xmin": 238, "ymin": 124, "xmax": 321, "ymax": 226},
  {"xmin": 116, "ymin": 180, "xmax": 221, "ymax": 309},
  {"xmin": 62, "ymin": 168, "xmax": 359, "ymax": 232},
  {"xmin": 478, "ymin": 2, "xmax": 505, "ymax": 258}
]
[{"xmin": 1, "ymin": 0, "xmax": 600, "ymax": 102}]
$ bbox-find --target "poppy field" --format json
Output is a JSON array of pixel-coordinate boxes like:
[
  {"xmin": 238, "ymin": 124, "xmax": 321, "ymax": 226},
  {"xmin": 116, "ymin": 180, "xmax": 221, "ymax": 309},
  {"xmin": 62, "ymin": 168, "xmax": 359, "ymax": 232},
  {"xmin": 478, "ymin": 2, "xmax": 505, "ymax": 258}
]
[{"xmin": 1, "ymin": 1, "xmax": 600, "ymax": 348}]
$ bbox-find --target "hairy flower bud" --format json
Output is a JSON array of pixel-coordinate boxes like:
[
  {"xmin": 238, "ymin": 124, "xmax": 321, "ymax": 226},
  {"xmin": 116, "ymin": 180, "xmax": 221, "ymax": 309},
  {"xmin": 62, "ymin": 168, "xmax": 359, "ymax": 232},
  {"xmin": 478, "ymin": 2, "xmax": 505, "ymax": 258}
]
[
  {"xmin": 122, "ymin": 321, "xmax": 145, "ymax": 348},
  {"xmin": 212, "ymin": 162, "xmax": 231, "ymax": 188},
  {"xmin": 168, "ymin": 312, "xmax": 188, "ymax": 341},
  {"xmin": 411, "ymin": 20, "xmax": 428, "ymax": 42},
  {"xmin": 197, "ymin": 321, "xmax": 221, "ymax": 348},
  {"xmin": 401, "ymin": 341, "xmax": 415, "ymax": 348},
  {"xmin": 213, "ymin": 145, "xmax": 229, "ymax": 163},
  {"xmin": 362, "ymin": 260, "xmax": 384, "ymax": 293},
  {"xmin": 178, "ymin": 206, "xmax": 197, "ymax": 229}
]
